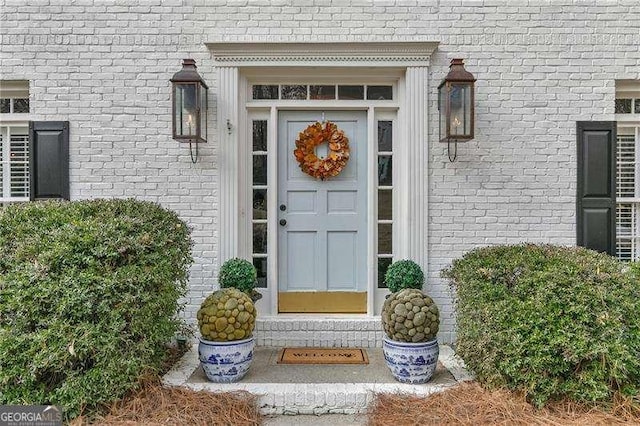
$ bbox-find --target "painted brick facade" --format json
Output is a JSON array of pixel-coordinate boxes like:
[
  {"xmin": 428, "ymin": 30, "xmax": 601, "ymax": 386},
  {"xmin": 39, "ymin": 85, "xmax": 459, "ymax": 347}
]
[{"xmin": 2, "ymin": 0, "xmax": 639, "ymax": 343}]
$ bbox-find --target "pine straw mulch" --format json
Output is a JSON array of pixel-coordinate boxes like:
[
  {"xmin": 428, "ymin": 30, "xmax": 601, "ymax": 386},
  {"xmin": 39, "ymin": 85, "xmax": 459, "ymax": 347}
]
[
  {"xmin": 71, "ymin": 381, "xmax": 262, "ymax": 426},
  {"xmin": 368, "ymin": 382, "xmax": 640, "ymax": 426}
]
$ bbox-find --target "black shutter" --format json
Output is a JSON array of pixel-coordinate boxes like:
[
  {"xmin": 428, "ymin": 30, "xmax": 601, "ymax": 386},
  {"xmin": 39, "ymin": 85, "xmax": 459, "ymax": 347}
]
[
  {"xmin": 29, "ymin": 121, "xmax": 69, "ymax": 200},
  {"xmin": 576, "ymin": 121, "xmax": 616, "ymax": 255}
]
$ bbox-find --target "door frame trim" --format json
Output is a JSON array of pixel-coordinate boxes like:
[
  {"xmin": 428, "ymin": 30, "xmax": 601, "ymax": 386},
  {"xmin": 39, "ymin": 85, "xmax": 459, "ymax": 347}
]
[{"xmin": 214, "ymin": 44, "xmax": 433, "ymax": 317}]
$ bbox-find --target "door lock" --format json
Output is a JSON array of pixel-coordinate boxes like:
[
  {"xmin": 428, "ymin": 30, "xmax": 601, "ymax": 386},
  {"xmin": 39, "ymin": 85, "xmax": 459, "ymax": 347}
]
[
  {"xmin": 279, "ymin": 204, "xmax": 287, "ymax": 211},
  {"xmin": 279, "ymin": 219, "xmax": 287, "ymax": 226}
]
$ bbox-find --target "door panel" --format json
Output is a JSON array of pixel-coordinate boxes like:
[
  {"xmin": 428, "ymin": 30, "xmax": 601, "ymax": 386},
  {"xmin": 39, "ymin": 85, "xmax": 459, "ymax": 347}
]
[
  {"xmin": 286, "ymin": 231, "xmax": 318, "ymax": 290},
  {"xmin": 327, "ymin": 231, "xmax": 357, "ymax": 290},
  {"xmin": 278, "ymin": 110, "xmax": 368, "ymax": 311}
]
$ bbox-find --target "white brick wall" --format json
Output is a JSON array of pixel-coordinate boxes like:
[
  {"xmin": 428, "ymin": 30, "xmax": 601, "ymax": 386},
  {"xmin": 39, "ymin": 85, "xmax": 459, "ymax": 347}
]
[{"xmin": 2, "ymin": 0, "xmax": 639, "ymax": 343}]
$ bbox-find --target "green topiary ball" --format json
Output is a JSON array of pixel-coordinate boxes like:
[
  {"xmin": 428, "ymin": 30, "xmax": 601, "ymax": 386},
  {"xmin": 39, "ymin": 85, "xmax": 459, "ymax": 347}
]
[
  {"xmin": 219, "ymin": 258, "xmax": 257, "ymax": 293},
  {"xmin": 385, "ymin": 259, "xmax": 424, "ymax": 293},
  {"xmin": 197, "ymin": 288, "xmax": 256, "ymax": 341},
  {"xmin": 381, "ymin": 288, "xmax": 440, "ymax": 343}
]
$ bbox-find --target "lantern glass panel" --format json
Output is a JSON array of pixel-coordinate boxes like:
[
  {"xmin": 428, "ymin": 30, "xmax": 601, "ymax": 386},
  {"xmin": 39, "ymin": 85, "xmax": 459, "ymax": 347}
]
[
  {"xmin": 175, "ymin": 83, "xmax": 197, "ymax": 137},
  {"xmin": 438, "ymin": 84, "xmax": 447, "ymax": 140},
  {"xmin": 200, "ymin": 85, "xmax": 207, "ymax": 141},
  {"xmin": 449, "ymin": 83, "xmax": 471, "ymax": 137},
  {"xmin": 449, "ymin": 83, "xmax": 471, "ymax": 138}
]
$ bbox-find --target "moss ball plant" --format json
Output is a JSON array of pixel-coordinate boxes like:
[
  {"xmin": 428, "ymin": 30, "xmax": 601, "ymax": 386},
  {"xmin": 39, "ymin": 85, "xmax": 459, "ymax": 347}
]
[
  {"xmin": 382, "ymin": 288, "xmax": 440, "ymax": 343},
  {"xmin": 197, "ymin": 288, "xmax": 256, "ymax": 342},
  {"xmin": 385, "ymin": 259, "xmax": 424, "ymax": 293},
  {"xmin": 219, "ymin": 258, "xmax": 257, "ymax": 293},
  {"xmin": 442, "ymin": 244, "xmax": 640, "ymax": 407}
]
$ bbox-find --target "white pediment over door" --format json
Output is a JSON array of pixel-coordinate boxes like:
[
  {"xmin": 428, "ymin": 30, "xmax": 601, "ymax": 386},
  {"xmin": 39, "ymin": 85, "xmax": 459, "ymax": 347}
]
[{"xmin": 205, "ymin": 41, "xmax": 439, "ymax": 67}]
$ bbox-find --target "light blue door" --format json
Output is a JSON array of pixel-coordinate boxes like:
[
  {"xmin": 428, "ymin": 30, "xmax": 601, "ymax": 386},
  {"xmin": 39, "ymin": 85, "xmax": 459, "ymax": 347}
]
[{"xmin": 278, "ymin": 111, "xmax": 368, "ymax": 301}]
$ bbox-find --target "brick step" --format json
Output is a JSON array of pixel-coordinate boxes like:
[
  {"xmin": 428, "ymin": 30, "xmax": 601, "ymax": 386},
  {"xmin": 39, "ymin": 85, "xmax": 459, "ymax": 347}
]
[{"xmin": 255, "ymin": 317, "xmax": 384, "ymax": 348}]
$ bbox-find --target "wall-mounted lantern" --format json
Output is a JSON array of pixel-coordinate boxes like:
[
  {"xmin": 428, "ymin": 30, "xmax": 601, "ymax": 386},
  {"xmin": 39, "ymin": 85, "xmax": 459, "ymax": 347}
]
[
  {"xmin": 171, "ymin": 59, "xmax": 208, "ymax": 162},
  {"xmin": 438, "ymin": 58, "xmax": 476, "ymax": 162}
]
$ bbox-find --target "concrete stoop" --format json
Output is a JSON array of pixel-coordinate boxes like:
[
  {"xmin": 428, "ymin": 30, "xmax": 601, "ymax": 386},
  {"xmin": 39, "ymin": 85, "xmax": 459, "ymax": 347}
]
[{"xmin": 162, "ymin": 344, "xmax": 473, "ymax": 415}]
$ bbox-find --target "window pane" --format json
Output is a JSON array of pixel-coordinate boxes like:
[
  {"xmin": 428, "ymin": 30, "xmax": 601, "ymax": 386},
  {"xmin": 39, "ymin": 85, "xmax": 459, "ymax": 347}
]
[
  {"xmin": 617, "ymin": 203, "xmax": 633, "ymax": 237},
  {"xmin": 281, "ymin": 85, "xmax": 307, "ymax": 100},
  {"xmin": 635, "ymin": 99, "xmax": 640, "ymax": 114},
  {"xmin": 617, "ymin": 237, "xmax": 632, "ymax": 262},
  {"xmin": 253, "ymin": 189, "xmax": 267, "ymax": 220},
  {"xmin": 13, "ymin": 98, "xmax": 29, "ymax": 113},
  {"xmin": 378, "ymin": 121, "xmax": 392, "ymax": 152},
  {"xmin": 253, "ymin": 155, "xmax": 267, "ymax": 185},
  {"xmin": 253, "ymin": 257, "xmax": 267, "ymax": 288},
  {"xmin": 253, "ymin": 120, "xmax": 267, "ymax": 151},
  {"xmin": 367, "ymin": 85, "xmax": 393, "ymax": 100},
  {"xmin": 378, "ymin": 155, "xmax": 392, "ymax": 186},
  {"xmin": 0, "ymin": 99, "xmax": 9, "ymax": 113},
  {"xmin": 310, "ymin": 85, "xmax": 335, "ymax": 100},
  {"xmin": 378, "ymin": 223, "xmax": 392, "ymax": 254},
  {"xmin": 617, "ymin": 135, "xmax": 636, "ymax": 198},
  {"xmin": 10, "ymin": 134, "xmax": 29, "ymax": 198},
  {"xmin": 378, "ymin": 189, "xmax": 392, "ymax": 220},
  {"xmin": 378, "ymin": 257, "xmax": 392, "ymax": 288},
  {"xmin": 338, "ymin": 85, "xmax": 364, "ymax": 100},
  {"xmin": 252, "ymin": 85, "xmax": 278, "ymax": 100},
  {"xmin": 253, "ymin": 223, "xmax": 267, "ymax": 254},
  {"xmin": 615, "ymin": 99, "xmax": 632, "ymax": 114}
]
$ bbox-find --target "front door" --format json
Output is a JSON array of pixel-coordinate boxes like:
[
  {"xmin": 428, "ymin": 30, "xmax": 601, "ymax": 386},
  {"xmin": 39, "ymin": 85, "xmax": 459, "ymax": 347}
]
[{"xmin": 278, "ymin": 111, "xmax": 368, "ymax": 313}]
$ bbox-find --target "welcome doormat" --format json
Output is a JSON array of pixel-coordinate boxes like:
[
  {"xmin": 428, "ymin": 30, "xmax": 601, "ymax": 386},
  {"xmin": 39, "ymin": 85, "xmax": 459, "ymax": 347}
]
[{"xmin": 277, "ymin": 348, "xmax": 369, "ymax": 365}]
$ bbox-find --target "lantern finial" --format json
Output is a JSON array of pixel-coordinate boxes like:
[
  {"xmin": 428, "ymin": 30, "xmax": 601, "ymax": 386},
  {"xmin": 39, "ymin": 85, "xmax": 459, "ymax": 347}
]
[{"xmin": 444, "ymin": 59, "xmax": 476, "ymax": 83}]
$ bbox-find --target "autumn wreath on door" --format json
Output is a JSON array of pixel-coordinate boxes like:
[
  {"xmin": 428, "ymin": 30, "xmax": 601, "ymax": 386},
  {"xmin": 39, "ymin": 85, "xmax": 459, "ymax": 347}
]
[{"xmin": 293, "ymin": 121, "xmax": 350, "ymax": 180}]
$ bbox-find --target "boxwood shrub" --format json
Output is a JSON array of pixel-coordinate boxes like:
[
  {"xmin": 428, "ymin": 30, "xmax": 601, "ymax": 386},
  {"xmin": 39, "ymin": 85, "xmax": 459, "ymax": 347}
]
[
  {"xmin": 384, "ymin": 259, "xmax": 424, "ymax": 293},
  {"xmin": 0, "ymin": 199, "xmax": 192, "ymax": 419},
  {"xmin": 443, "ymin": 244, "xmax": 640, "ymax": 407}
]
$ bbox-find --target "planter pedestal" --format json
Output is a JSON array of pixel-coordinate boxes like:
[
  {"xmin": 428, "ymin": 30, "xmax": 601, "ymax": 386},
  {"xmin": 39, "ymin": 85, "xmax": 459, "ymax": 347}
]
[
  {"xmin": 382, "ymin": 337, "xmax": 439, "ymax": 384},
  {"xmin": 198, "ymin": 336, "xmax": 255, "ymax": 383}
]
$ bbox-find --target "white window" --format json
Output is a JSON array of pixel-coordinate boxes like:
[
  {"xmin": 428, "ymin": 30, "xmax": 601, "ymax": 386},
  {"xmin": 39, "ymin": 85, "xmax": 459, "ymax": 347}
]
[
  {"xmin": 0, "ymin": 125, "xmax": 30, "ymax": 202},
  {"xmin": 0, "ymin": 80, "xmax": 30, "ymax": 115},
  {"xmin": 377, "ymin": 118, "xmax": 394, "ymax": 287},
  {"xmin": 0, "ymin": 81, "xmax": 30, "ymax": 203},
  {"xmin": 251, "ymin": 118, "xmax": 268, "ymax": 288},
  {"xmin": 616, "ymin": 126, "xmax": 640, "ymax": 261}
]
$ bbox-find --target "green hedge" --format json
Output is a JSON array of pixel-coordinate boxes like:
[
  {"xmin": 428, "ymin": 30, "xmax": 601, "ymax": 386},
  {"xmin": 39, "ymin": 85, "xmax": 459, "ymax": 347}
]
[
  {"xmin": 443, "ymin": 244, "xmax": 640, "ymax": 407},
  {"xmin": 0, "ymin": 199, "xmax": 193, "ymax": 419}
]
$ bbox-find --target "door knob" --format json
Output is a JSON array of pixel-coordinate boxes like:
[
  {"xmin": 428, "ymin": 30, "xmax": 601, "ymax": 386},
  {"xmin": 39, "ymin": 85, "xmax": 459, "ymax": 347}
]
[{"xmin": 279, "ymin": 219, "xmax": 287, "ymax": 226}]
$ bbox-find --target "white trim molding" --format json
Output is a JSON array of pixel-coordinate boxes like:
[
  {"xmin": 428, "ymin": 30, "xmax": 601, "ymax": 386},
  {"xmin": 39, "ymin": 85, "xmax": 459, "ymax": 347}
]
[
  {"xmin": 405, "ymin": 67, "xmax": 429, "ymax": 268},
  {"xmin": 217, "ymin": 66, "xmax": 240, "ymax": 264},
  {"xmin": 213, "ymin": 41, "xmax": 436, "ymax": 315},
  {"xmin": 206, "ymin": 41, "xmax": 439, "ymax": 67}
]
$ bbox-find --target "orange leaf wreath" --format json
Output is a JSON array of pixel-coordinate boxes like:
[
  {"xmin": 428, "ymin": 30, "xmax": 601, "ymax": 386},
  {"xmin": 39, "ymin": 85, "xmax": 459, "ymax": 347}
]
[{"xmin": 293, "ymin": 121, "xmax": 350, "ymax": 180}]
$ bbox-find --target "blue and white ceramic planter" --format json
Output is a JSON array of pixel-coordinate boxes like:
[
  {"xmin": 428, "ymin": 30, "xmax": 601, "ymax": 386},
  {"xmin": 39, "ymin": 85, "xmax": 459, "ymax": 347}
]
[
  {"xmin": 383, "ymin": 336, "xmax": 439, "ymax": 384},
  {"xmin": 198, "ymin": 336, "xmax": 255, "ymax": 383}
]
